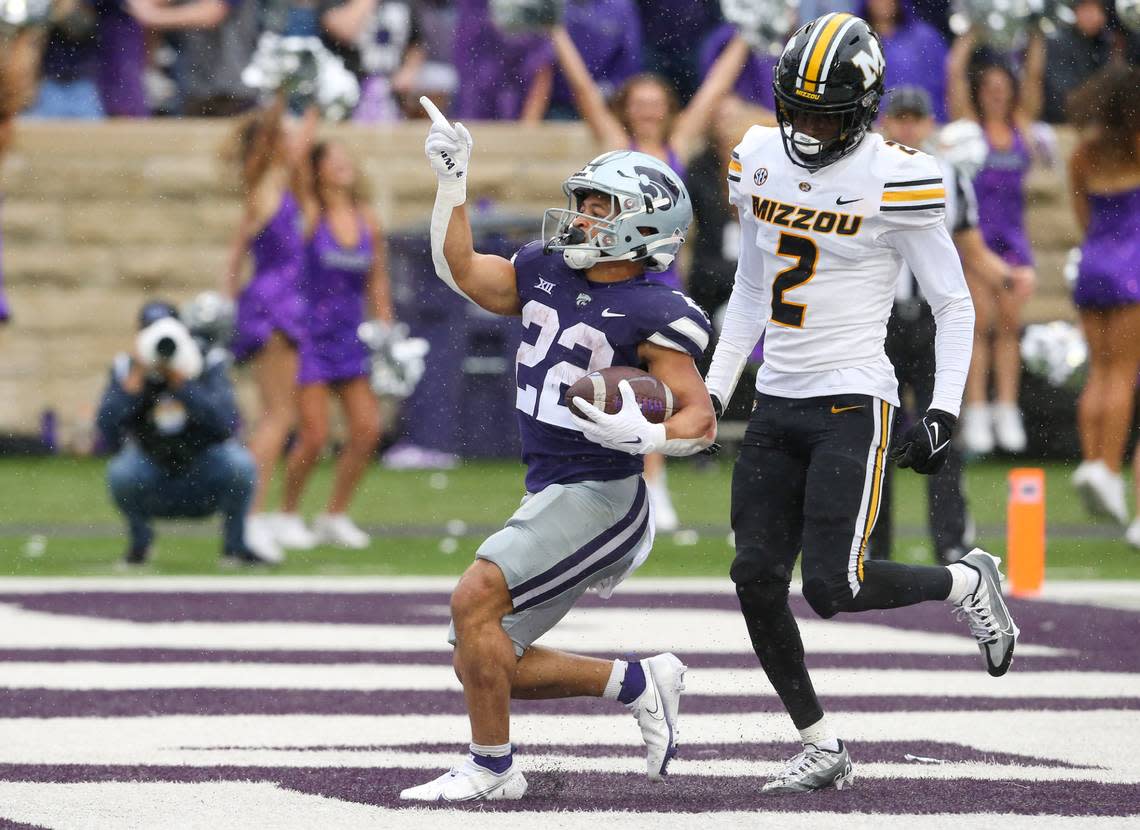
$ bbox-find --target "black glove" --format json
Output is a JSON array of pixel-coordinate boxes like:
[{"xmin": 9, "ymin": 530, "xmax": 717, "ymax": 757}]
[{"xmin": 890, "ymin": 409, "xmax": 956, "ymax": 475}]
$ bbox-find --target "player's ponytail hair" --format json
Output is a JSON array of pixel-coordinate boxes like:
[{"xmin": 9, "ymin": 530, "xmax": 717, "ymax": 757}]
[
  {"xmin": 1067, "ymin": 65, "xmax": 1140, "ymax": 169},
  {"xmin": 222, "ymin": 105, "xmax": 285, "ymax": 194}
]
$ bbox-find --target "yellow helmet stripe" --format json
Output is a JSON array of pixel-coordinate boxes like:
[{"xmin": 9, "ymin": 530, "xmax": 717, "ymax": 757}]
[
  {"xmin": 802, "ymin": 13, "xmax": 853, "ymax": 93},
  {"xmin": 881, "ymin": 188, "xmax": 946, "ymax": 203}
]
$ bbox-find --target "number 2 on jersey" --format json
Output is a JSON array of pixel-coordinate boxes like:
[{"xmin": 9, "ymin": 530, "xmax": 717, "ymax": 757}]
[{"xmin": 771, "ymin": 232, "xmax": 818, "ymax": 328}]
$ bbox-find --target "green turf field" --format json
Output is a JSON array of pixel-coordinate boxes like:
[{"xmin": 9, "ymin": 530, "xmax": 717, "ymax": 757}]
[{"xmin": 0, "ymin": 456, "xmax": 1134, "ymax": 578}]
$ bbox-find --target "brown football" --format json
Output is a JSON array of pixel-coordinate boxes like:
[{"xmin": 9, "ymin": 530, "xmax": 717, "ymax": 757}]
[{"xmin": 564, "ymin": 366, "xmax": 674, "ymax": 424}]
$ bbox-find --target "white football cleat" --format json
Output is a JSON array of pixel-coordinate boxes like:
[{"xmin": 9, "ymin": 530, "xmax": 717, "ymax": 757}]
[
  {"xmin": 242, "ymin": 515, "xmax": 284, "ymax": 564},
  {"xmin": 959, "ymin": 404, "xmax": 994, "ymax": 455},
  {"xmin": 953, "ymin": 549, "xmax": 1020, "ymax": 677},
  {"xmin": 1125, "ymin": 518, "xmax": 1140, "ymax": 550},
  {"xmin": 628, "ymin": 652, "xmax": 687, "ymax": 779},
  {"xmin": 991, "ymin": 403, "xmax": 1027, "ymax": 453},
  {"xmin": 399, "ymin": 756, "xmax": 528, "ymax": 802},
  {"xmin": 273, "ymin": 513, "xmax": 318, "ymax": 550},
  {"xmin": 647, "ymin": 482, "xmax": 679, "ymax": 532},
  {"xmin": 313, "ymin": 513, "xmax": 370, "ymax": 549}
]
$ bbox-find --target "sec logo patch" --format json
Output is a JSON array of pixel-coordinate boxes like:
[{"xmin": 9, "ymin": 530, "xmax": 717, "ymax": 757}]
[{"xmin": 754, "ymin": 168, "xmax": 768, "ymax": 186}]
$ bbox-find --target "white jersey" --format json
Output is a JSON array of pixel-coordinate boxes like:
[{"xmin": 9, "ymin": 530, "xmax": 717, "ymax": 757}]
[{"xmin": 707, "ymin": 126, "xmax": 975, "ymax": 415}]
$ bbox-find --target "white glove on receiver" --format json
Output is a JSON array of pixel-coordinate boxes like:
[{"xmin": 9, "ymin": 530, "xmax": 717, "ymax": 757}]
[{"xmin": 570, "ymin": 380, "xmax": 667, "ymax": 456}]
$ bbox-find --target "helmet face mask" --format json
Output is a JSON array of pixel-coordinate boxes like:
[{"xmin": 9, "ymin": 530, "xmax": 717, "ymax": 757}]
[
  {"xmin": 773, "ymin": 14, "xmax": 886, "ymax": 171},
  {"xmin": 542, "ymin": 150, "xmax": 691, "ymax": 272}
]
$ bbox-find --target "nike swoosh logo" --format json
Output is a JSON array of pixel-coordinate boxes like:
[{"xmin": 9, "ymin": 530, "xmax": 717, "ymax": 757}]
[
  {"xmin": 642, "ymin": 675, "xmax": 664, "ymax": 720},
  {"xmin": 621, "ymin": 437, "xmax": 643, "ymax": 445},
  {"xmin": 836, "ymin": 196, "xmax": 863, "ymax": 205},
  {"xmin": 601, "ymin": 309, "xmax": 626, "ymax": 317},
  {"xmin": 830, "ymin": 404, "xmax": 863, "ymax": 414}
]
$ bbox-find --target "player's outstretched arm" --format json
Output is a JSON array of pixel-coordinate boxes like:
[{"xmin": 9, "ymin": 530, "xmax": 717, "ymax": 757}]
[{"xmin": 421, "ymin": 97, "xmax": 521, "ymax": 316}]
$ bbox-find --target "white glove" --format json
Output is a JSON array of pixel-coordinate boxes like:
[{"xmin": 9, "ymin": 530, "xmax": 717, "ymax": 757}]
[
  {"xmin": 570, "ymin": 380, "xmax": 667, "ymax": 456},
  {"xmin": 421, "ymin": 96, "xmax": 472, "ymax": 203}
]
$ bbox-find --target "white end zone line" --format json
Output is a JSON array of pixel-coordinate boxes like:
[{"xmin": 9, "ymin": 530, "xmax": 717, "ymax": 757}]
[{"xmin": 0, "ymin": 784, "xmax": 1129, "ymax": 830}]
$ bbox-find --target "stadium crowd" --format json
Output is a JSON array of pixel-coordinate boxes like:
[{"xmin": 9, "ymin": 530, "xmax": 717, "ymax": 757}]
[{"xmin": 1, "ymin": 0, "xmax": 1139, "ymax": 563}]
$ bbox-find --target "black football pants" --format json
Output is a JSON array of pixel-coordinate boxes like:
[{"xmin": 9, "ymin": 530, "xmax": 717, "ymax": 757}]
[
  {"xmin": 871, "ymin": 303, "xmax": 969, "ymax": 562},
  {"xmin": 730, "ymin": 392, "xmax": 952, "ymax": 729}
]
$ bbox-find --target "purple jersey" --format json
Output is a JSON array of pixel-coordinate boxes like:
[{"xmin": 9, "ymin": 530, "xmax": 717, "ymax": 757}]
[
  {"xmin": 95, "ymin": 2, "xmax": 148, "ymax": 117},
  {"xmin": 700, "ymin": 23, "xmax": 777, "ymax": 111},
  {"xmin": 551, "ymin": 0, "xmax": 643, "ymax": 110},
  {"xmin": 512, "ymin": 241, "xmax": 711, "ymax": 492},
  {"xmin": 297, "ymin": 213, "xmax": 373, "ymax": 385},
  {"xmin": 232, "ymin": 193, "xmax": 308, "ymax": 361},
  {"xmin": 856, "ymin": 1, "xmax": 948, "ymax": 121},
  {"xmin": 452, "ymin": 0, "xmax": 554, "ymax": 120},
  {"xmin": 1074, "ymin": 187, "xmax": 1140, "ymax": 309},
  {"xmin": 974, "ymin": 127, "xmax": 1034, "ymax": 267}
]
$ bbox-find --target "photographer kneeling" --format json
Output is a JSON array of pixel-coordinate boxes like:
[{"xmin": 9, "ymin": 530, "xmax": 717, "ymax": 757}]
[{"xmin": 97, "ymin": 301, "xmax": 282, "ymax": 567}]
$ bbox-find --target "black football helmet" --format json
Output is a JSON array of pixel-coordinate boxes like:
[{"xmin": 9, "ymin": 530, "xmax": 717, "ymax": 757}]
[{"xmin": 773, "ymin": 13, "xmax": 886, "ymax": 171}]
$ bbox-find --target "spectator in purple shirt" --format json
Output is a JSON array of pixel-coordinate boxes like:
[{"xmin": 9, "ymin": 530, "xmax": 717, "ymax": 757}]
[
  {"xmin": 451, "ymin": 0, "xmax": 554, "ymax": 122},
  {"xmin": 97, "ymin": 0, "xmax": 149, "ymax": 117},
  {"xmin": 549, "ymin": 0, "xmax": 643, "ymax": 117},
  {"xmin": 699, "ymin": 22, "xmax": 777, "ymax": 113},
  {"xmin": 860, "ymin": 0, "xmax": 949, "ymax": 121}
]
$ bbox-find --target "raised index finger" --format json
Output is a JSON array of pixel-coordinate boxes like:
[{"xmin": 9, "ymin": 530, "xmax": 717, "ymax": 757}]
[{"xmin": 419, "ymin": 96, "xmax": 456, "ymax": 136}]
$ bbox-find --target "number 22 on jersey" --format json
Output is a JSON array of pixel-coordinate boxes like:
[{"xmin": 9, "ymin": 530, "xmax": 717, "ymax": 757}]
[
  {"xmin": 516, "ymin": 300, "xmax": 614, "ymax": 429},
  {"xmin": 771, "ymin": 232, "xmax": 819, "ymax": 328}
]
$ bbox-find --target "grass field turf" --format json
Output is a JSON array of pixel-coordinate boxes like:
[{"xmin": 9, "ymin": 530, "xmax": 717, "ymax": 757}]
[{"xmin": 0, "ymin": 456, "xmax": 1135, "ymax": 579}]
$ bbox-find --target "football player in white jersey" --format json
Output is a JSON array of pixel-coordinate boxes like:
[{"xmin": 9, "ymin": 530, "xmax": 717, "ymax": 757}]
[{"xmin": 705, "ymin": 13, "xmax": 1020, "ymax": 794}]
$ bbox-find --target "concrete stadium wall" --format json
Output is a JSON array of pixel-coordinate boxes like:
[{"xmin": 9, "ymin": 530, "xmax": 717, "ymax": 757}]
[{"xmin": 0, "ymin": 120, "xmax": 1082, "ymax": 440}]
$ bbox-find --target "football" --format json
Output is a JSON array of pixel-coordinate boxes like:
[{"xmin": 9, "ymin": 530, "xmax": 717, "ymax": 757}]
[{"xmin": 564, "ymin": 366, "xmax": 674, "ymax": 424}]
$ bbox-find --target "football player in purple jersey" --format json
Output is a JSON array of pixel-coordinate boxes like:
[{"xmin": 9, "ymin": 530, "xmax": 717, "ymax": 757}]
[{"xmin": 398, "ymin": 98, "xmax": 716, "ymax": 802}]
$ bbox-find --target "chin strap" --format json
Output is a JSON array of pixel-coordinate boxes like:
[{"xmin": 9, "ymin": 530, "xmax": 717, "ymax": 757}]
[{"xmin": 429, "ymin": 178, "xmax": 474, "ymax": 301}]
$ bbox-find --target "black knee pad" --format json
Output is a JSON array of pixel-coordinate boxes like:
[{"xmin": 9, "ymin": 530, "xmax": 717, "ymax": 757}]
[
  {"xmin": 801, "ymin": 574, "xmax": 852, "ymax": 619},
  {"xmin": 735, "ymin": 578, "xmax": 792, "ymax": 621}
]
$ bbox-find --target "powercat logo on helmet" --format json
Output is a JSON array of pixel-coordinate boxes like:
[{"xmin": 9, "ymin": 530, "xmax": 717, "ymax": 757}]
[{"xmin": 618, "ymin": 166, "xmax": 681, "ymax": 213}]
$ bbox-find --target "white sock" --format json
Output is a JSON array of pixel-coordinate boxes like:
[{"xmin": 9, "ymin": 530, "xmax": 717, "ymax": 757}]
[
  {"xmin": 470, "ymin": 741, "xmax": 511, "ymax": 758},
  {"xmin": 798, "ymin": 716, "xmax": 840, "ymax": 752},
  {"xmin": 602, "ymin": 659, "xmax": 626, "ymax": 700},
  {"xmin": 946, "ymin": 562, "xmax": 981, "ymax": 604}
]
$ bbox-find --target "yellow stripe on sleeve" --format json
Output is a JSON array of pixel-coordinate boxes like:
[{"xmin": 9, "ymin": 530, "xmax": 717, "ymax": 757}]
[{"xmin": 881, "ymin": 188, "xmax": 946, "ymax": 203}]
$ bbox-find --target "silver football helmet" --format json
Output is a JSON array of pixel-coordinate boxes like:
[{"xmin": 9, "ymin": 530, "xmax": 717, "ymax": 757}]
[{"xmin": 542, "ymin": 150, "xmax": 692, "ymax": 272}]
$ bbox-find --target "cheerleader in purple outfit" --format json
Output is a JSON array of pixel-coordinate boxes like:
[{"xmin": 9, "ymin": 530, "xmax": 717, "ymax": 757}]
[
  {"xmin": 1066, "ymin": 67, "xmax": 1140, "ymax": 539},
  {"xmin": 550, "ymin": 24, "xmax": 750, "ymax": 530},
  {"xmin": 224, "ymin": 98, "xmax": 317, "ymax": 556},
  {"xmin": 947, "ymin": 29, "xmax": 1046, "ymax": 456},
  {"xmin": 282, "ymin": 140, "xmax": 394, "ymax": 548}
]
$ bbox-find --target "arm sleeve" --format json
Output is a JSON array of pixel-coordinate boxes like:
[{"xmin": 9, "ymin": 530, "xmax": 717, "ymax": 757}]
[
  {"xmin": 882, "ymin": 224, "xmax": 975, "ymax": 417},
  {"xmin": 95, "ymin": 357, "xmax": 144, "ymax": 450},
  {"xmin": 172, "ymin": 361, "xmax": 239, "ymax": 441},
  {"xmin": 704, "ymin": 214, "xmax": 770, "ymax": 408}
]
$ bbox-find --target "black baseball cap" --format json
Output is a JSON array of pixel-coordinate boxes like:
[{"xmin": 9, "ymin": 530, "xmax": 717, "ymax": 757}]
[
  {"xmin": 137, "ymin": 300, "xmax": 180, "ymax": 330},
  {"xmin": 885, "ymin": 86, "xmax": 934, "ymax": 118}
]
